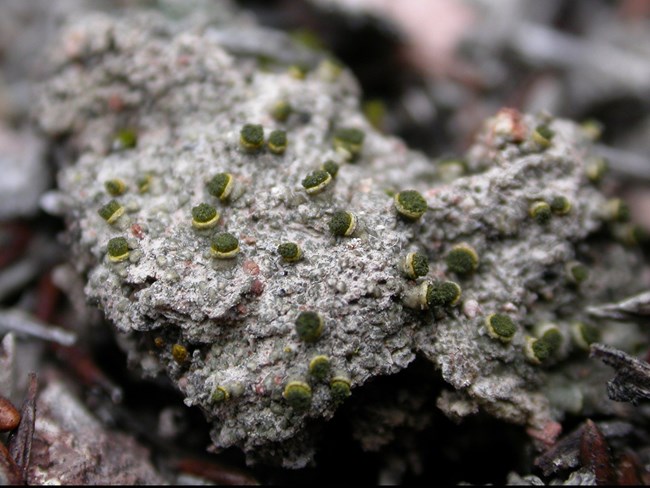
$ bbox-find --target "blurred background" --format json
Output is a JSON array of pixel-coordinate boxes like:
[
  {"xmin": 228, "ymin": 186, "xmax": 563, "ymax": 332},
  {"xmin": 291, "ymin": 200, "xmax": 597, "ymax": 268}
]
[{"xmin": 0, "ymin": 0, "xmax": 649, "ymax": 484}]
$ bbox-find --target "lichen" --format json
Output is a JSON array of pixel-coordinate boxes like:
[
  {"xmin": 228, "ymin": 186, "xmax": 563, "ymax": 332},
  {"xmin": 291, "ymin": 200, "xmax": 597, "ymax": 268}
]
[
  {"xmin": 37, "ymin": 8, "xmax": 650, "ymax": 469},
  {"xmin": 240, "ymin": 123, "xmax": 264, "ymax": 152},
  {"xmin": 328, "ymin": 211, "xmax": 357, "ymax": 237},
  {"xmin": 210, "ymin": 233, "xmax": 240, "ymax": 259},
  {"xmin": 295, "ymin": 311, "xmax": 324, "ymax": 343}
]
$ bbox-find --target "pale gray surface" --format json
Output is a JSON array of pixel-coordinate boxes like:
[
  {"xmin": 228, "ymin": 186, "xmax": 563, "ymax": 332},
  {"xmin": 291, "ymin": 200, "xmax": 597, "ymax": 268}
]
[{"xmin": 36, "ymin": 6, "xmax": 649, "ymax": 467}]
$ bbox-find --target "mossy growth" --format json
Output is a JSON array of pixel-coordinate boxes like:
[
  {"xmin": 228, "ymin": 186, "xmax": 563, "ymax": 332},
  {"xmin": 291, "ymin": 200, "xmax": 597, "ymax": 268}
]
[
  {"xmin": 606, "ymin": 198, "xmax": 630, "ymax": 222},
  {"xmin": 172, "ymin": 344, "xmax": 188, "ymax": 364},
  {"xmin": 532, "ymin": 124, "xmax": 554, "ymax": 148},
  {"xmin": 288, "ymin": 64, "xmax": 308, "ymax": 80},
  {"xmin": 531, "ymin": 338, "xmax": 552, "ymax": 363},
  {"xmin": 191, "ymin": 203, "xmax": 219, "ymax": 230},
  {"xmin": 426, "ymin": 281, "xmax": 462, "ymax": 308},
  {"xmin": 566, "ymin": 261, "xmax": 589, "ymax": 285},
  {"xmin": 137, "ymin": 174, "xmax": 152, "ymax": 193},
  {"xmin": 437, "ymin": 158, "xmax": 467, "ymax": 183},
  {"xmin": 240, "ymin": 124, "xmax": 264, "ymax": 152},
  {"xmin": 309, "ymin": 355, "xmax": 331, "ymax": 381},
  {"xmin": 210, "ymin": 233, "xmax": 240, "ymax": 259},
  {"xmin": 268, "ymin": 130, "xmax": 287, "ymax": 155},
  {"xmin": 363, "ymin": 99, "xmax": 386, "ymax": 131},
  {"xmin": 394, "ymin": 190, "xmax": 428, "ymax": 220},
  {"xmin": 541, "ymin": 328, "xmax": 563, "ymax": 351},
  {"xmin": 580, "ymin": 119, "xmax": 603, "ymax": 141},
  {"xmin": 290, "ymin": 28, "xmax": 324, "ymax": 51},
  {"xmin": 550, "ymin": 195, "xmax": 571, "ymax": 215},
  {"xmin": 529, "ymin": 201, "xmax": 552, "ymax": 224},
  {"xmin": 105, "ymin": 179, "xmax": 126, "ymax": 196},
  {"xmin": 270, "ymin": 100, "xmax": 292, "ymax": 122},
  {"xmin": 115, "ymin": 128, "xmax": 137, "ymax": 149},
  {"xmin": 322, "ymin": 160, "xmax": 339, "ymax": 178},
  {"xmin": 283, "ymin": 381, "xmax": 312, "ymax": 411},
  {"xmin": 295, "ymin": 311, "xmax": 324, "ymax": 342},
  {"xmin": 302, "ymin": 170, "xmax": 332, "ymax": 195},
  {"xmin": 572, "ymin": 322, "xmax": 600, "ymax": 351},
  {"xmin": 107, "ymin": 237, "xmax": 129, "ymax": 263},
  {"xmin": 332, "ymin": 127, "xmax": 365, "ymax": 160},
  {"xmin": 616, "ymin": 223, "xmax": 647, "ymax": 247},
  {"xmin": 586, "ymin": 157, "xmax": 608, "ymax": 183},
  {"xmin": 328, "ymin": 211, "xmax": 357, "ymax": 237},
  {"xmin": 401, "ymin": 252, "xmax": 429, "ymax": 279},
  {"xmin": 485, "ymin": 313, "xmax": 516, "ymax": 344},
  {"xmin": 98, "ymin": 200, "xmax": 124, "ymax": 225},
  {"xmin": 207, "ymin": 173, "xmax": 234, "ymax": 201},
  {"xmin": 317, "ymin": 58, "xmax": 343, "ymax": 82},
  {"xmin": 330, "ymin": 376, "xmax": 351, "ymax": 403},
  {"xmin": 526, "ymin": 327, "xmax": 562, "ymax": 364},
  {"xmin": 445, "ymin": 243, "xmax": 479, "ymax": 275},
  {"xmin": 277, "ymin": 242, "xmax": 302, "ymax": 263},
  {"xmin": 211, "ymin": 386, "xmax": 230, "ymax": 404}
]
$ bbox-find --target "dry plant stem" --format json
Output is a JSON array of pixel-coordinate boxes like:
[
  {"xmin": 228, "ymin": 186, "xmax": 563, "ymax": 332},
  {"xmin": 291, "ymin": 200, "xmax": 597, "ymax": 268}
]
[
  {"xmin": 8, "ymin": 373, "xmax": 37, "ymax": 484},
  {"xmin": 580, "ymin": 419, "xmax": 616, "ymax": 486},
  {"xmin": 173, "ymin": 458, "xmax": 259, "ymax": 486},
  {"xmin": 534, "ymin": 420, "xmax": 634, "ymax": 477},
  {"xmin": 587, "ymin": 290, "xmax": 650, "ymax": 320},
  {"xmin": 591, "ymin": 343, "xmax": 650, "ymax": 404},
  {"xmin": 0, "ymin": 309, "xmax": 76, "ymax": 347},
  {"xmin": 51, "ymin": 345, "xmax": 123, "ymax": 403},
  {"xmin": 0, "ymin": 442, "xmax": 21, "ymax": 485},
  {"xmin": 616, "ymin": 450, "xmax": 644, "ymax": 485}
]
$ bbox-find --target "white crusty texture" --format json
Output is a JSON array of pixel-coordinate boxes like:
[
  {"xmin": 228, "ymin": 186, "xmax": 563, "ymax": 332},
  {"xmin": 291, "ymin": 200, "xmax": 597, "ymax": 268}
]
[{"xmin": 37, "ymin": 8, "xmax": 648, "ymax": 467}]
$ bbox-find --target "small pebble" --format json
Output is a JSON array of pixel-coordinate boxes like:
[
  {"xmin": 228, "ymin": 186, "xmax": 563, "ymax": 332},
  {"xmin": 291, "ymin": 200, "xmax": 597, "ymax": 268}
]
[{"xmin": 0, "ymin": 396, "xmax": 20, "ymax": 432}]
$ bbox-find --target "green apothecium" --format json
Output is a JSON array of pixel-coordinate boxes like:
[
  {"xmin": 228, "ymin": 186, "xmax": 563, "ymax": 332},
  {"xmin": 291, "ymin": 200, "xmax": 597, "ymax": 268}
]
[
  {"xmin": 283, "ymin": 380, "xmax": 312, "ymax": 410},
  {"xmin": 210, "ymin": 233, "xmax": 240, "ymax": 259},
  {"xmin": 332, "ymin": 127, "xmax": 364, "ymax": 160},
  {"xmin": 207, "ymin": 173, "xmax": 234, "ymax": 202},
  {"xmin": 485, "ymin": 313, "xmax": 516, "ymax": 344},
  {"xmin": 394, "ymin": 190, "xmax": 427, "ymax": 220},
  {"xmin": 445, "ymin": 244, "xmax": 479, "ymax": 275},
  {"xmin": 268, "ymin": 130, "xmax": 287, "ymax": 155},
  {"xmin": 295, "ymin": 311, "xmax": 324, "ymax": 342},
  {"xmin": 191, "ymin": 203, "xmax": 220, "ymax": 230},
  {"xmin": 302, "ymin": 170, "xmax": 332, "ymax": 195},
  {"xmin": 240, "ymin": 124, "xmax": 264, "ymax": 152},
  {"xmin": 98, "ymin": 200, "xmax": 124, "ymax": 225},
  {"xmin": 107, "ymin": 237, "xmax": 129, "ymax": 263},
  {"xmin": 277, "ymin": 242, "xmax": 302, "ymax": 262},
  {"xmin": 328, "ymin": 211, "xmax": 357, "ymax": 237}
]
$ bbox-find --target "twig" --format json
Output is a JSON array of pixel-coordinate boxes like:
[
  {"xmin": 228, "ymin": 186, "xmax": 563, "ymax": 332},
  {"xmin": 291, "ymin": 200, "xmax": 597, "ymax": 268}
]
[
  {"xmin": 173, "ymin": 458, "xmax": 259, "ymax": 486},
  {"xmin": 591, "ymin": 343, "xmax": 650, "ymax": 404},
  {"xmin": 0, "ymin": 309, "xmax": 76, "ymax": 347},
  {"xmin": 580, "ymin": 419, "xmax": 616, "ymax": 486},
  {"xmin": 8, "ymin": 373, "xmax": 37, "ymax": 484},
  {"xmin": 0, "ymin": 442, "xmax": 21, "ymax": 485},
  {"xmin": 51, "ymin": 345, "xmax": 123, "ymax": 404},
  {"xmin": 586, "ymin": 290, "xmax": 650, "ymax": 320}
]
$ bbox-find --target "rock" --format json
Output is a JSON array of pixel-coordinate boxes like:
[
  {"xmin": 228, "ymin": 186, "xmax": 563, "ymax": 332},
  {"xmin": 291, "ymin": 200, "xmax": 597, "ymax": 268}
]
[
  {"xmin": 0, "ymin": 396, "xmax": 20, "ymax": 432},
  {"xmin": 35, "ymin": 4, "xmax": 649, "ymax": 467},
  {"xmin": 27, "ymin": 379, "xmax": 165, "ymax": 485}
]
